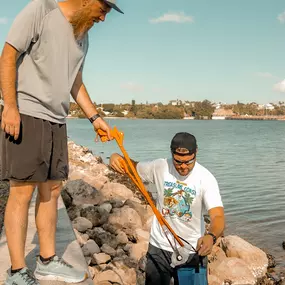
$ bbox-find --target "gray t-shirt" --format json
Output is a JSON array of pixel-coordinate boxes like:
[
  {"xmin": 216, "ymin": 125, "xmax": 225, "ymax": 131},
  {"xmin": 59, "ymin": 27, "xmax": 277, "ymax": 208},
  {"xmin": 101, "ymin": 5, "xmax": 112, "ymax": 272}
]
[{"xmin": 6, "ymin": 0, "xmax": 89, "ymax": 123}]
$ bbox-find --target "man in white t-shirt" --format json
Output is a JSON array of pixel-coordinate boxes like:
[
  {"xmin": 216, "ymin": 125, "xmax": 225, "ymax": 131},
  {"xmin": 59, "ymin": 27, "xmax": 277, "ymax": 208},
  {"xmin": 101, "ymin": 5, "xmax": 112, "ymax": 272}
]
[{"xmin": 109, "ymin": 132, "xmax": 225, "ymax": 285}]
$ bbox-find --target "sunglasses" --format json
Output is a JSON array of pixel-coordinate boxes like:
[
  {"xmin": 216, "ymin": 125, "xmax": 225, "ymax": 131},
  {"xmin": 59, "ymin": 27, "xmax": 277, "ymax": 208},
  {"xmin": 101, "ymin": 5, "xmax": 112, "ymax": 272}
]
[{"xmin": 172, "ymin": 153, "xmax": 196, "ymax": 166}]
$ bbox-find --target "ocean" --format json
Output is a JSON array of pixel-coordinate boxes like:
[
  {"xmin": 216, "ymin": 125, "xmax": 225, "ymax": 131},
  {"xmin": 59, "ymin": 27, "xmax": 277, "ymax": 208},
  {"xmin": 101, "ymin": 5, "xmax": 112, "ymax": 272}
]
[{"xmin": 67, "ymin": 118, "xmax": 285, "ymax": 267}]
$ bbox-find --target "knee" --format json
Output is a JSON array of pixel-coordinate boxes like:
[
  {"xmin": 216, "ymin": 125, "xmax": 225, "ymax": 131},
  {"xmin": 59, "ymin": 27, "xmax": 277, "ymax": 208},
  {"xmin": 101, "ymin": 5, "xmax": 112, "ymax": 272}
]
[
  {"xmin": 38, "ymin": 181, "xmax": 62, "ymax": 202},
  {"xmin": 50, "ymin": 183, "xmax": 62, "ymax": 199}
]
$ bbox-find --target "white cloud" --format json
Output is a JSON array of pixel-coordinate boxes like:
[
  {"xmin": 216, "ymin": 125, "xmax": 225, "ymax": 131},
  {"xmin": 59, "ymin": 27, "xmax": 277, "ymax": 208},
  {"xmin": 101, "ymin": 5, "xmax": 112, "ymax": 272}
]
[
  {"xmin": 255, "ymin": 72, "xmax": 276, "ymax": 79},
  {"xmin": 0, "ymin": 17, "xmax": 8, "ymax": 25},
  {"xmin": 277, "ymin": 11, "xmax": 285, "ymax": 23},
  {"xmin": 149, "ymin": 12, "xmax": 194, "ymax": 24},
  {"xmin": 120, "ymin": 82, "xmax": 144, "ymax": 92},
  {"xmin": 274, "ymin": 80, "xmax": 285, "ymax": 93}
]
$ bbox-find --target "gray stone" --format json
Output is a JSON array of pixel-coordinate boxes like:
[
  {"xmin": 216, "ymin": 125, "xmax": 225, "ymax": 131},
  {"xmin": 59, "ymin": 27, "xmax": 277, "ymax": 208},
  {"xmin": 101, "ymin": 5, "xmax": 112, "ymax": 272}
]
[
  {"xmin": 62, "ymin": 179, "xmax": 102, "ymax": 205},
  {"xmin": 82, "ymin": 239, "xmax": 101, "ymax": 256},
  {"xmin": 81, "ymin": 205, "xmax": 101, "ymax": 227},
  {"xmin": 101, "ymin": 244, "xmax": 116, "ymax": 257},
  {"xmin": 98, "ymin": 203, "xmax": 112, "ymax": 214},
  {"xmin": 116, "ymin": 231, "xmax": 129, "ymax": 245},
  {"xmin": 87, "ymin": 227, "xmax": 119, "ymax": 248},
  {"xmin": 72, "ymin": 217, "xmax": 92, "ymax": 233}
]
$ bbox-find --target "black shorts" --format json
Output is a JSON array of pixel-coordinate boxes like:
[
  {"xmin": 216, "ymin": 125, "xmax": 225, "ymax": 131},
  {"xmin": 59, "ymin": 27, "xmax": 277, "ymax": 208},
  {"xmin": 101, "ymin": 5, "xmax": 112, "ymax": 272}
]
[{"xmin": 0, "ymin": 112, "xmax": 69, "ymax": 182}]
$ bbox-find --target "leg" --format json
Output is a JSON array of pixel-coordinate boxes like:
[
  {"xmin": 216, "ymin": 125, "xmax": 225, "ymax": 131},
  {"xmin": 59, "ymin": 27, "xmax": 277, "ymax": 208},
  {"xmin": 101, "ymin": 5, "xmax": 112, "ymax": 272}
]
[
  {"xmin": 4, "ymin": 181, "xmax": 36, "ymax": 269},
  {"xmin": 145, "ymin": 244, "xmax": 174, "ymax": 285},
  {"xmin": 36, "ymin": 180, "xmax": 62, "ymax": 258}
]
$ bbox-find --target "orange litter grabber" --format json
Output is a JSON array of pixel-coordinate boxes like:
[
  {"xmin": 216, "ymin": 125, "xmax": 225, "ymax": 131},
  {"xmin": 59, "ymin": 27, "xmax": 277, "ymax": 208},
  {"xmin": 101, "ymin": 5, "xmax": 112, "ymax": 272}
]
[{"xmin": 97, "ymin": 127, "xmax": 197, "ymax": 267}]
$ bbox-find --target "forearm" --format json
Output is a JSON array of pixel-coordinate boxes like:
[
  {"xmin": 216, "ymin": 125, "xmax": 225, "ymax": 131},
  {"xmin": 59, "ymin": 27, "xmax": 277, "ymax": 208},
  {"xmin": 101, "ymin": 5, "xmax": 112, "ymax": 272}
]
[
  {"xmin": 208, "ymin": 215, "xmax": 225, "ymax": 238},
  {"xmin": 71, "ymin": 83, "xmax": 98, "ymax": 118},
  {"xmin": 0, "ymin": 44, "xmax": 18, "ymax": 107}
]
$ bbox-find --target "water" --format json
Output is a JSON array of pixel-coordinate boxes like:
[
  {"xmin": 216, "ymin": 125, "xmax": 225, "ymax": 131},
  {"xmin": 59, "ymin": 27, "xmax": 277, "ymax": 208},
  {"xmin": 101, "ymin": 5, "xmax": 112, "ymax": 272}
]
[{"xmin": 67, "ymin": 118, "xmax": 285, "ymax": 267}]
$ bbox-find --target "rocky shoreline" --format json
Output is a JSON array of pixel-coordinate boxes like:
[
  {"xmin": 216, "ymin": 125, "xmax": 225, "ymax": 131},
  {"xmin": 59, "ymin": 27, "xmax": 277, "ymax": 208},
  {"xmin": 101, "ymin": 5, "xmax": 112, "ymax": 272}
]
[
  {"xmin": 0, "ymin": 141, "xmax": 284, "ymax": 284},
  {"xmin": 64, "ymin": 141, "xmax": 285, "ymax": 285}
]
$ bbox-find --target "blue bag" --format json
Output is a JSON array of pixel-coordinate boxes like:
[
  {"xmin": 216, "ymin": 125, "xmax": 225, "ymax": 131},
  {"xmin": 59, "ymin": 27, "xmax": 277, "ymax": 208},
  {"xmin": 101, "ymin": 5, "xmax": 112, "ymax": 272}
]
[{"xmin": 176, "ymin": 254, "xmax": 208, "ymax": 285}]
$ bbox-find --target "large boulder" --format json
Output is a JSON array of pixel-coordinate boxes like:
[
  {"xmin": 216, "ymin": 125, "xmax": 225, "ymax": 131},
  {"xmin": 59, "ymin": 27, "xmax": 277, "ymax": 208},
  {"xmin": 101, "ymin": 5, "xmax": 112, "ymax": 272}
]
[
  {"xmin": 221, "ymin": 235, "xmax": 268, "ymax": 278},
  {"xmin": 62, "ymin": 179, "xmax": 103, "ymax": 206},
  {"xmin": 108, "ymin": 206, "xmax": 142, "ymax": 231},
  {"xmin": 101, "ymin": 183, "xmax": 134, "ymax": 203},
  {"xmin": 209, "ymin": 257, "xmax": 256, "ymax": 285}
]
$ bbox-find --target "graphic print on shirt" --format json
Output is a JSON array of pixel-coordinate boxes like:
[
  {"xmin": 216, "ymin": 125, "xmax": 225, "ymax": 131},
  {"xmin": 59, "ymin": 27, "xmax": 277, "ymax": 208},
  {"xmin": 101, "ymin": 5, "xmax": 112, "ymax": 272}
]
[{"xmin": 162, "ymin": 180, "xmax": 196, "ymax": 222}]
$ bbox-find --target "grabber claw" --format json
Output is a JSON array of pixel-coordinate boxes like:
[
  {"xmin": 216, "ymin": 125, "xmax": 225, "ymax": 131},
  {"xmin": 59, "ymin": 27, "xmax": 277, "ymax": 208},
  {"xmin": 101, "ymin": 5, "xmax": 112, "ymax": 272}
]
[{"xmin": 97, "ymin": 127, "xmax": 124, "ymax": 144}]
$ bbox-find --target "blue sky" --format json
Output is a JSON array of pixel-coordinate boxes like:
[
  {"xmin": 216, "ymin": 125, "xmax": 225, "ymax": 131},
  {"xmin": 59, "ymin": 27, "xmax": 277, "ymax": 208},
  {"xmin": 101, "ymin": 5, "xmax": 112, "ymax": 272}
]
[{"xmin": 1, "ymin": 0, "xmax": 285, "ymax": 105}]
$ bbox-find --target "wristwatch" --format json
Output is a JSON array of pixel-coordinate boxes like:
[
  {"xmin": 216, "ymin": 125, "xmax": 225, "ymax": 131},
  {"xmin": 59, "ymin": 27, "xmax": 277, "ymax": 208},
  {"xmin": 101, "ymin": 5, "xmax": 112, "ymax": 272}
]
[
  {"xmin": 206, "ymin": 232, "xmax": 217, "ymax": 244},
  {"xmin": 89, "ymin": 114, "xmax": 101, "ymax": 124}
]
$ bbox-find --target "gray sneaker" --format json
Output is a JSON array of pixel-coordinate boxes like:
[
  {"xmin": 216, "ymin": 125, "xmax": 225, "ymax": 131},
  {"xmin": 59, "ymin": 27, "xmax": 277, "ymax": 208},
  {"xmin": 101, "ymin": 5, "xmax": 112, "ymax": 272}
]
[
  {"xmin": 34, "ymin": 255, "xmax": 88, "ymax": 283},
  {"xmin": 5, "ymin": 268, "xmax": 39, "ymax": 285}
]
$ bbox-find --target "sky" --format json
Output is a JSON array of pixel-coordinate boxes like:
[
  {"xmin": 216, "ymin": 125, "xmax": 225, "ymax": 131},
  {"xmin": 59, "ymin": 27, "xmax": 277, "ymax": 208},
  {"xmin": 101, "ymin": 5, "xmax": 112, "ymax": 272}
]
[{"xmin": 0, "ymin": 0, "xmax": 285, "ymax": 105}]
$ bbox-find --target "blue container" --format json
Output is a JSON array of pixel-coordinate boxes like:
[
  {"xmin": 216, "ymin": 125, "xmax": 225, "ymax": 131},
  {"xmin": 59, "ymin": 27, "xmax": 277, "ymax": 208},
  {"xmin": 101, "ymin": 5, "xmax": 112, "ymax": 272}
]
[{"xmin": 176, "ymin": 266, "xmax": 208, "ymax": 285}]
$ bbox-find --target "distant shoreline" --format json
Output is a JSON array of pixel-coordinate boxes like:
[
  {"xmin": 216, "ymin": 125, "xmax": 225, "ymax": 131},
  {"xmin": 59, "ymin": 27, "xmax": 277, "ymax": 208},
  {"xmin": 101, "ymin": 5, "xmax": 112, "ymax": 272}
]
[{"xmin": 67, "ymin": 116, "xmax": 285, "ymax": 121}]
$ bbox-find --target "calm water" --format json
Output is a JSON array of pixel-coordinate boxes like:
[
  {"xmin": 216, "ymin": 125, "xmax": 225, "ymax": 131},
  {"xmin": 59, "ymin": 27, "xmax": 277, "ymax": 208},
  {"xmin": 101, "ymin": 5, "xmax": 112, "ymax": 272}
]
[{"xmin": 67, "ymin": 118, "xmax": 285, "ymax": 267}]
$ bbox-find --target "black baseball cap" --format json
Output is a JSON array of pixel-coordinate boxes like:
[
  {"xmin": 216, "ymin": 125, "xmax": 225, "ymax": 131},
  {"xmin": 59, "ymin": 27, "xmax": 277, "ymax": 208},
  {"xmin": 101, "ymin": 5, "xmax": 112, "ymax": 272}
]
[{"xmin": 170, "ymin": 132, "xmax": 197, "ymax": 155}]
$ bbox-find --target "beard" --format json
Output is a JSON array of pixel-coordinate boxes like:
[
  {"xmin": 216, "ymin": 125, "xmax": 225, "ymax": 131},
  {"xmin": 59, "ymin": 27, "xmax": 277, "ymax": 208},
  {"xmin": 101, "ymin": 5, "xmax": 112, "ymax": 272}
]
[{"xmin": 70, "ymin": 6, "xmax": 95, "ymax": 40}]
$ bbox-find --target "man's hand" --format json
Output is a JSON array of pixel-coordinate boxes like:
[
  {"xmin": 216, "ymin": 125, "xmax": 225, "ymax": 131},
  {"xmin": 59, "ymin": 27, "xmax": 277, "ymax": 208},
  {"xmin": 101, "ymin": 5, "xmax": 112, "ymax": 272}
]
[
  {"xmin": 93, "ymin": 117, "xmax": 113, "ymax": 141},
  {"xmin": 109, "ymin": 153, "xmax": 126, "ymax": 174},
  {"xmin": 1, "ymin": 105, "xmax": 21, "ymax": 140},
  {"xmin": 196, "ymin": 234, "xmax": 214, "ymax": 256}
]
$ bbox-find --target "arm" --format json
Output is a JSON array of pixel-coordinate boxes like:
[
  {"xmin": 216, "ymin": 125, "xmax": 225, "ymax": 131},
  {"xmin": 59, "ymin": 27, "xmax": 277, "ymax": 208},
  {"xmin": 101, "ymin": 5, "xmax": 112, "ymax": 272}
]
[
  {"xmin": 109, "ymin": 153, "xmax": 138, "ymax": 174},
  {"xmin": 196, "ymin": 173, "xmax": 225, "ymax": 256},
  {"xmin": 0, "ymin": 43, "xmax": 21, "ymax": 139},
  {"xmin": 71, "ymin": 71, "xmax": 112, "ymax": 139}
]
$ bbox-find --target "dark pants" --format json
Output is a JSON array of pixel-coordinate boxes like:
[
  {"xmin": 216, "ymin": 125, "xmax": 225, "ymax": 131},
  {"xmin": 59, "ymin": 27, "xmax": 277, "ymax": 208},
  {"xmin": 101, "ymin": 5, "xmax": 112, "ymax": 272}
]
[
  {"xmin": 145, "ymin": 244, "xmax": 207, "ymax": 285},
  {"xmin": 145, "ymin": 244, "xmax": 178, "ymax": 285},
  {"xmin": 0, "ymin": 112, "xmax": 68, "ymax": 182}
]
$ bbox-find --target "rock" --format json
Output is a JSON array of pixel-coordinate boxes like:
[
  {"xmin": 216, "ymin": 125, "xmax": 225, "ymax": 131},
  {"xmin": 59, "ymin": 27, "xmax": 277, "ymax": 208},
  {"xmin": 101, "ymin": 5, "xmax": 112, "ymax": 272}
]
[
  {"xmin": 74, "ymin": 229, "xmax": 89, "ymax": 246},
  {"xmin": 101, "ymin": 183, "xmax": 134, "ymax": 203},
  {"xmin": 87, "ymin": 227, "xmax": 119, "ymax": 248},
  {"xmin": 267, "ymin": 253, "xmax": 276, "ymax": 268},
  {"xmin": 85, "ymin": 256, "xmax": 92, "ymax": 266},
  {"xmin": 209, "ymin": 257, "xmax": 256, "ymax": 285},
  {"xmin": 92, "ymin": 253, "xmax": 112, "ymax": 265},
  {"xmin": 88, "ymin": 266, "xmax": 98, "ymax": 279},
  {"xmin": 82, "ymin": 173, "xmax": 109, "ymax": 191},
  {"xmin": 282, "ymin": 241, "xmax": 285, "ymax": 250},
  {"xmin": 82, "ymin": 240, "xmax": 101, "ymax": 256},
  {"xmin": 101, "ymin": 244, "xmax": 116, "ymax": 257},
  {"xmin": 138, "ymin": 255, "xmax": 147, "ymax": 271},
  {"xmin": 72, "ymin": 217, "xmax": 93, "ymax": 233},
  {"xmin": 102, "ymin": 223, "xmax": 118, "ymax": 234},
  {"xmin": 98, "ymin": 203, "xmax": 112, "ymax": 214},
  {"xmin": 61, "ymin": 189, "xmax": 72, "ymax": 208},
  {"xmin": 208, "ymin": 245, "xmax": 227, "ymax": 264},
  {"xmin": 93, "ymin": 270, "xmax": 122, "ymax": 284},
  {"xmin": 62, "ymin": 179, "xmax": 103, "ymax": 205},
  {"xmin": 110, "ymin": 199, "xmax": 124, "ymax": 208},
  {"xmin": 81, "ymin": 206, "xmax": 102, "ymax": 227},
  {"xmin": 115, "ymin": 248, "xmax": 125, "ymax": 257},
  {"xmin": 222, "ymin": 235, "xmax": 268, "ymax": 278},
  {"xmin": 116, "ymin": 231, "xmax": 129, "ymax": 245},
  {"xmin": 67, "ymin": 205, "xmax": 82, "ymax": 220},
  {"xmin": 108, "ymin": 206, "xmax": 142, "ymax": 231},
  {"xmin": 127, "ymin": 241, "xmax": 149, "ymax": 262},
  {"xmin": 135, "ymin": 229, "xmax": 150, "ymax": 243},
  {"xmin": 124, "ymin": 200, "xmax": 152, "ymax": 226}
]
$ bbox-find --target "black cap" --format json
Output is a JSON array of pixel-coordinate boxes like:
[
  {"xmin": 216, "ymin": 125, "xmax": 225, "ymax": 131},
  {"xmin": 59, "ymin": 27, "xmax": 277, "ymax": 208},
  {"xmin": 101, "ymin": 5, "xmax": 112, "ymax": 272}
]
[{"xmin": 170, "ymin": 132, "xmax": 197, "ymax": 155}]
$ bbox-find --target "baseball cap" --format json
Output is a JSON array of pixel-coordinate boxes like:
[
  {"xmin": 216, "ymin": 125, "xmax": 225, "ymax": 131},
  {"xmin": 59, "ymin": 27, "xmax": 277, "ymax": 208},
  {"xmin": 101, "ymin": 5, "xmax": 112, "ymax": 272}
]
[
  {"xmin": 103, "ymin": 0, "xmax": 124, "ymax": 14},
  {"xmin": 170, "ymin": 132, "xmax": 197, "ymax": 155}
]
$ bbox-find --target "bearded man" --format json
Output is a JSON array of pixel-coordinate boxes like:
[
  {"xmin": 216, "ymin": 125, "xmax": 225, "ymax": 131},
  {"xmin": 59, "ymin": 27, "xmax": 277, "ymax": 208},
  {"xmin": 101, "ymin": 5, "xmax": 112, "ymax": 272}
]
[{"xmin": 0, "ymin": 0, "xmax": 123, "ymax": 284}]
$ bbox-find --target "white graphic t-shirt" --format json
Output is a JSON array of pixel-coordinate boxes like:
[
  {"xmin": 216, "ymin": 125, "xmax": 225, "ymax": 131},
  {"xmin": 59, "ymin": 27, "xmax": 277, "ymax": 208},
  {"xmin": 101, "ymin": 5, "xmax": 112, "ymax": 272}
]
[{"xmin": 137, "ymin": 159, "xmax": 223, "ymax": 252}]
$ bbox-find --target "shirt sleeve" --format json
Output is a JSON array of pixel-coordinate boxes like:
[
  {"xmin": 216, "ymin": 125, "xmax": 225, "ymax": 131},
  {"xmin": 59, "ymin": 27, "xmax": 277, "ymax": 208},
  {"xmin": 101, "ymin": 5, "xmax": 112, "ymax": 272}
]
[
  {"xmin": 136, "ymin": 160, "xmax": 157, "ymax": 183},
  {"xmin": 6, "ymin": 0, "xmax": 45, "ymax": 54},
  {"xmin": 202, "ymin": 172, "xmax": 223, "ymax": 211},
  {"xmin": 79, "ymin": 34, "xmax": 89, "ymax": 72}
]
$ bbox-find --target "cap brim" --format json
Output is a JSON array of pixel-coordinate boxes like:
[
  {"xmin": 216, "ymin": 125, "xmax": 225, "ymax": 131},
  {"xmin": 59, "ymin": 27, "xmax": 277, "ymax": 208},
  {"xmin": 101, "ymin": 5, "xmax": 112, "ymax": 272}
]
[{"xmin": 104, "ymin": 1, "xmax": 124, "ymax": 14}]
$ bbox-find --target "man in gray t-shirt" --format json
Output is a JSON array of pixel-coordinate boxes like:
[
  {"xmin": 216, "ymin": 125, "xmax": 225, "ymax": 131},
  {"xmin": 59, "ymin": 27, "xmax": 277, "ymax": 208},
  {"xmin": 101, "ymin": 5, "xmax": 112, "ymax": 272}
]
[{"xmin": 0, "ymin": 0, "xmax": 123, "ymax": 284}]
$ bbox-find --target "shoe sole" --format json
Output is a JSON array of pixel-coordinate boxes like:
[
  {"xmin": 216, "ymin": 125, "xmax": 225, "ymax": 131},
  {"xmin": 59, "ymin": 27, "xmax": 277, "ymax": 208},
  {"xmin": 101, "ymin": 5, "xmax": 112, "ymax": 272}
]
[{"xmin": 34, "ymin": 272, "xmax": 88, "ymax": 283}]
